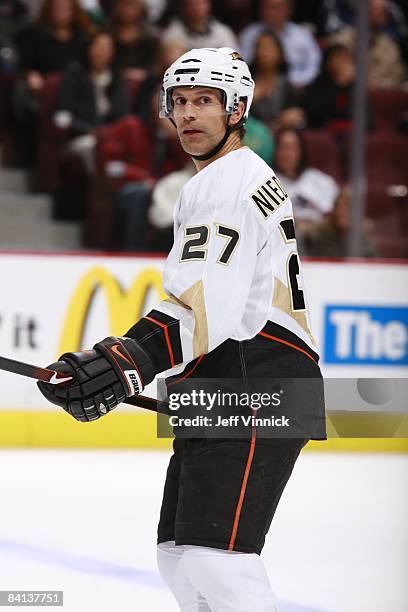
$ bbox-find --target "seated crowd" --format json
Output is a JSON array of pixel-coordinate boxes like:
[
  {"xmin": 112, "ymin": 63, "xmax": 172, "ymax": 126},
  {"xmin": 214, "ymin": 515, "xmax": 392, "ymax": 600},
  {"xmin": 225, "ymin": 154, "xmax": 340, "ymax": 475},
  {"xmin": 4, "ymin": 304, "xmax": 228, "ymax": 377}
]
[{"xmin": 1, "ymin": 0, "xmax": 407, "ymax": 257}]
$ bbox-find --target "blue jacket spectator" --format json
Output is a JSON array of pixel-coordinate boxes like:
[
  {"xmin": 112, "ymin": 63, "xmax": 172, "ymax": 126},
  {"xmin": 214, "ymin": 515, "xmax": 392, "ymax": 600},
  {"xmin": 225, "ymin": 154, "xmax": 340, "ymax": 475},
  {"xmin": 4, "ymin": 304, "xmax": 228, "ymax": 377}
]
[{"xmin": 239, "ymin": 0, "xmax": 321, "ymax": 87}]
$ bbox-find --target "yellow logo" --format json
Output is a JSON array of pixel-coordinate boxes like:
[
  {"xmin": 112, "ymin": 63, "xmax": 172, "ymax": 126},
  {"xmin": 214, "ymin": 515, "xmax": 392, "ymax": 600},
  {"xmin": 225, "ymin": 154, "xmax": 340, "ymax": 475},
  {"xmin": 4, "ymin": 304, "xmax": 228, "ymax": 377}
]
[{"xmin": 58, "ymin": 266, "xmax": 166, "ymax": 355}]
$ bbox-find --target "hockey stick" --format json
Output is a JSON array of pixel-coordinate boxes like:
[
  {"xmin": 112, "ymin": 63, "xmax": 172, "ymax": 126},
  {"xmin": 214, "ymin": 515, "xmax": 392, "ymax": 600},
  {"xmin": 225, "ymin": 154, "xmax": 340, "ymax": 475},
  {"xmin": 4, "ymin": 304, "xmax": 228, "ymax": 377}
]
[{"xmin": 0, "ymin": 354, "xmax": 167, "ymax": 414}]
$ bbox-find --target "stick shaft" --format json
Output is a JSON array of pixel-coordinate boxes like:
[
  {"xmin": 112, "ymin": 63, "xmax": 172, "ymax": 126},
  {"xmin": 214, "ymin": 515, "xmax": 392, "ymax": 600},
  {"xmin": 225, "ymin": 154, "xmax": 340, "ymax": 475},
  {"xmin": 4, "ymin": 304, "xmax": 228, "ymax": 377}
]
[{"xmin": 0, "ymin": 355, "xmax": 64, "ymax": 383}]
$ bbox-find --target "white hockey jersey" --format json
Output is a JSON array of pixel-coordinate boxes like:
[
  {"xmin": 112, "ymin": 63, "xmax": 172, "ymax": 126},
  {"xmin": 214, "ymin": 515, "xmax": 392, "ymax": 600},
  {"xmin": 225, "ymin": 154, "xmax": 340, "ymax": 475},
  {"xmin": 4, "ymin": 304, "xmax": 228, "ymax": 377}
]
[{"xmin": 127, "ymin": 147, "xmax": 318, "ymax": 376}]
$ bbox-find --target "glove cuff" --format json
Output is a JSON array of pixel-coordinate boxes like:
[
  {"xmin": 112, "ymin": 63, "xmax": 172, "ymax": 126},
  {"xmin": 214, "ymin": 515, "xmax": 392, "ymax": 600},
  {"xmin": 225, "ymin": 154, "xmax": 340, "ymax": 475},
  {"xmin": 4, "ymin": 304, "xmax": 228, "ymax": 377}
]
[{"xmin": 94, "ymin": 336, "xmax": 155, "ymax": 396}]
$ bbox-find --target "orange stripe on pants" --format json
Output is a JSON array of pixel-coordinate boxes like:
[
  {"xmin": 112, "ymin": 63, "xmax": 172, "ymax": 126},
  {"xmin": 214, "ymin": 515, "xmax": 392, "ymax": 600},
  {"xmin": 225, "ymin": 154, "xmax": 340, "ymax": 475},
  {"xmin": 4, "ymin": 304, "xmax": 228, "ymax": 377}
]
[{"xmin": 228, "ymin": 415, "xmax": 257, "ymax": 551}]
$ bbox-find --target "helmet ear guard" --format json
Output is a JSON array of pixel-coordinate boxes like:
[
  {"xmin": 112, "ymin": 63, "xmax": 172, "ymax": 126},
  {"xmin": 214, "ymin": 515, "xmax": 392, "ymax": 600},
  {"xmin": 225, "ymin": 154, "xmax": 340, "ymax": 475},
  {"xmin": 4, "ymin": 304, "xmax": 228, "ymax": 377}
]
[{"xmin": 230, "ymin": 96, "xmax": 248, "ymax": 130}]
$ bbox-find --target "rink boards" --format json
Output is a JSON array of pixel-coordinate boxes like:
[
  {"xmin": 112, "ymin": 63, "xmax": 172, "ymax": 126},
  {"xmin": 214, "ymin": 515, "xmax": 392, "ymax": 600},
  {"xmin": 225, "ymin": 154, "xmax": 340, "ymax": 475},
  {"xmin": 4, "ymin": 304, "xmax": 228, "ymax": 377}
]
[{"xmin": 0, "ymin": 252, "xmax": 407, "ymax": 451}]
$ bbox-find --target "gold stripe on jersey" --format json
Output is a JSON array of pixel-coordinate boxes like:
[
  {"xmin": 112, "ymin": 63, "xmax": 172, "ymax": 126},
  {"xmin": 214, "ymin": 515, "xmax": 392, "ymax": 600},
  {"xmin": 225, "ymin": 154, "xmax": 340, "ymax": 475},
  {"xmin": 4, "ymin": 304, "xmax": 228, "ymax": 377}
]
[
  {"xmin": 180, "ymin": 279, "xmax": 209, "ymax": 357},
  {"xmin": 165, "ymin": 294, "xmax": 192, "ymax": 311},
  {"xmin": 272, "ymin": 276, "xmax": 316, "ymax": 346},
  {"xmin": 250, "ymin": 175, "xmax": 288, "ymax": 219}
]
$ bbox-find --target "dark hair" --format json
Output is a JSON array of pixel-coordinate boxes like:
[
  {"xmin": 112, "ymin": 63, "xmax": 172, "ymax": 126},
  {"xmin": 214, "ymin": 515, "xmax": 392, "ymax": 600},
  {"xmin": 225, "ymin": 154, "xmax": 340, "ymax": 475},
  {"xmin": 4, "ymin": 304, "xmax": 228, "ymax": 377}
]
[
  {"xmin": 82, "ymin": 29, "xmax": 116, "ymax": 70},
  {"xmin": 321, "ymin": 44, "xmax": 353, "ymax": 77},
  {"xmin": 109, "ymin": 0, "xmax": 148, "ymax": 30},
  {"xmin": 256, "ymin": 0, "xmax": 293, "ymax": 22},
  {"xmin": 238, "ymin": 125, "xmax": 246, "ymax": 139},
  {"xmin": 273, "ymin": 128, "xmax": 307, "ymax": 177},
  {"xmin": 38, "ymin": 0, "xmax": 93, "ymax": 35},
  {"xmin": 250, "ymin": 29, "xmax": 288, "ymax": 77}
]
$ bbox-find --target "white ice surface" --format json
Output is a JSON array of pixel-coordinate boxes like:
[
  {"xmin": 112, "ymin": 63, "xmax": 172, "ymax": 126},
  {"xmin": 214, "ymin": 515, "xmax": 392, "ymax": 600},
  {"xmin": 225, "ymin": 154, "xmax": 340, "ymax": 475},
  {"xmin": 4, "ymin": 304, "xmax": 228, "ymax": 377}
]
[{"xmin": 0, "ymin": 450, "xmax": 406, "ymax": 612}]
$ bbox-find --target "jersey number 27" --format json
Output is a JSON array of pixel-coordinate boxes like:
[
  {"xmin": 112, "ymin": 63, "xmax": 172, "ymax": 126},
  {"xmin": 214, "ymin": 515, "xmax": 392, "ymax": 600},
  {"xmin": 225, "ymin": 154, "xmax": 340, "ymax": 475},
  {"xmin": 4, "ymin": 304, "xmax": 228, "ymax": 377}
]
[{"xmin": 180, "ymin": 224, "xmax": 239, "ymax": 266}]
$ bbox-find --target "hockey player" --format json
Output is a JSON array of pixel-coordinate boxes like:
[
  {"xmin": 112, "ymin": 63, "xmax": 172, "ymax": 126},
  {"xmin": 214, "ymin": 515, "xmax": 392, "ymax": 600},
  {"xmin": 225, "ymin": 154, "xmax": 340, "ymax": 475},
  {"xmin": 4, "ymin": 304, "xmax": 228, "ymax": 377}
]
[{"xmin": 38, "ymin": 48, "xmax": 326, "ymax": 611}]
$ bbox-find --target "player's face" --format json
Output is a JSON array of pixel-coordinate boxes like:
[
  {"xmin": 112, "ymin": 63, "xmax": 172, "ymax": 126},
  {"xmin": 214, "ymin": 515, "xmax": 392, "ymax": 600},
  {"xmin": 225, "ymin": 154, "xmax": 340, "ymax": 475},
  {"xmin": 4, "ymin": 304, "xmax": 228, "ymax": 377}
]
[{"xmin": 171, "ymin": 87, "xmax": 229, "ymax": 156}]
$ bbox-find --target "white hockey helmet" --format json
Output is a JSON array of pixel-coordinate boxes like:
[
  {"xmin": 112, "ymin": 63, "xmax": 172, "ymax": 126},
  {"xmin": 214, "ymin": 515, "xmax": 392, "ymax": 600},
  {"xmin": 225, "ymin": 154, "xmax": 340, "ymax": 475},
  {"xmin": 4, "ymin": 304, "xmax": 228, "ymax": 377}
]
[{"xmin": 159, "ymin": 47, "xmax": 254, "ymax": 123}]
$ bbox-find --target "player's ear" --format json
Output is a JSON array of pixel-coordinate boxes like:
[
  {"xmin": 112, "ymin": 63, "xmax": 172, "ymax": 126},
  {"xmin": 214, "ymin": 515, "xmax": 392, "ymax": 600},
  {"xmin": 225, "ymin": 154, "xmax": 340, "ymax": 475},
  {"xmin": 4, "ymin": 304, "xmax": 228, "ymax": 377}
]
[{"xmin": 229, "ymin": 100, "xmax": 246, "ymax": 128}]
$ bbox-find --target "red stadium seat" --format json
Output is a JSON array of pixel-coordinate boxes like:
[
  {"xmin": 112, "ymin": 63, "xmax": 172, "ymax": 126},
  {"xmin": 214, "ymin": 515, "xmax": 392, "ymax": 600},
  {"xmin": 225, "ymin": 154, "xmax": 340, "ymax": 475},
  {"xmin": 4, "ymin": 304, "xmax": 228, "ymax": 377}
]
[
  {"xmin": 369, "ymin": 89, "xmax": 408, "ymax": 132},
  {"xmin": 366, "ymin": 182, "xmax": 408, "ymax": 258},
  {"xmin": 302, "ymin": 130, "xmax": 343, "ymax": 182},
  {"xmin": 366, "ymin": 182, "xmax": 406, "ymax": 216},
  {"xmin": 371, "ymin": 215, "xmax": 408, "ymax": 258},
  {"xmin": 35, "ymin": 73, "xmax": 65, "ymax": 192},
  {"xmin": 365, "ymin": 133, "xmax": 408, "ymax": 185},
  {"xmin": 123, "ymin": 75, "xmax": 145, "ymax": 108},
  {"xmin": 365, "ymin": 134, "xmax": 407, "ymax": 257},
  {"xmin": 34, "ymin": 73, "xmax": 144, "ymax": 193},
  {"xmin": 0, "ymin": 73, "xmax": 17, "ymax": 167},
  {"xmin": 0, "ymin": 72, "xmax": 65, "ymax": 175}
]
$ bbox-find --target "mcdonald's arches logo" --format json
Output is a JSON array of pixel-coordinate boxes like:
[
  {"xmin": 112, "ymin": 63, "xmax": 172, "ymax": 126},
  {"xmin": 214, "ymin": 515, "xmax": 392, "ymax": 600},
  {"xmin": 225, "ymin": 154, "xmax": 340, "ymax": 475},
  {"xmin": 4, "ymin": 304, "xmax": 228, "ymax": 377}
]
[{"xmin": 58, "ymin": 266, "xmax": 167, "ymax": 355}]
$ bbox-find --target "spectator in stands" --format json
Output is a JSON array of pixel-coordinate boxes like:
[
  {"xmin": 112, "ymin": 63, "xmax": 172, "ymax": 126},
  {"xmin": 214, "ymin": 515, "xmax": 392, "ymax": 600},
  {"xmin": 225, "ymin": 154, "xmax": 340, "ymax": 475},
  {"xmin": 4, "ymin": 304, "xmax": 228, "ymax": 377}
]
[
  {"xmin": 243, "ymin": 115, "xmax": 275, "ymax": 166},
  {"xmin": 12, "ymin": 0, "xmax": 93, "ymax": 165},
  {"xmin": 212, "ymin": 0, "xmax": 254, "ymax": 35},
  {"xmin": 239, "ymin": 0, "xmax": 321, "ymax": 87},
  {"xmin": 329, "ymin": 0, "xmax": 407, "ymax": 89},
  {"xmin": 250, "ymin": 30, "xmax": 304, "ymax": 129},
  {"xmin": 14, "ymin": 0, "xmax": 93, "ymax": 79},
  {"xmin": 98, "ymin": 84, "xmax": 189, "ymax": 250},
  {"xmin": 148, "ymin": 162, "xmax": 196, "ymax": 252},
  {"xmin": 132, "ymin": 38, "xmax": 186, "ymax": 122},
  {"xmin": 0, "ymin": 1, "xmax": 28, "ymax": 145},
  {"xmin": 0, "ymin": 1, "xmax": 28, "ymax": 74},
  {"xmin": 101, "ymin": 0, "xmax": 164, "ymax": 23},
  {"xmin": 290, "ymin": 0, "xmax": 334, "ymax": 38},
  {"xmin": 18, "ymin": 0, "xmax": 42, "ymax": 16},
  {"xmin": 109, "ymin": 0, "xmax": 157, "ymax": 80},
  {"xmin": 273, "ymin": 128, "xmax": 339, "ymax": 247},
  {"xmin": 0, "ymin": 0, "xmax": 28, "ymax": 36},
  {"xmin": 97, "ymin": 114, "xmax": 156, "ymax": 250},
  {"xmin": 303, "ymin": 44, "xmax": 358, "ymax": 133},
  {"xmin": 55, "ymin": 29, "xmax": 128, "ymax": 172},
  {"xmin": 289, "ymin": 0, "xmax": 363, "ymax": 38},
  {"xmin": 80, "ymin": 0, "xmax": 105, "ymax": 24},
  {"xmin": 368, "ymin": 0, "xmax": 408, "ymax": 62},
  {"xmin": 162, "ymin": 0, "xmax": 237, "ymax": 51},
  {"xmin": 52, "ymin": 29, "xmax": 128, "ymax": 219},
  {"xmin": 304, "ymin": 186, "xmax": 378, "ymax": 257}
]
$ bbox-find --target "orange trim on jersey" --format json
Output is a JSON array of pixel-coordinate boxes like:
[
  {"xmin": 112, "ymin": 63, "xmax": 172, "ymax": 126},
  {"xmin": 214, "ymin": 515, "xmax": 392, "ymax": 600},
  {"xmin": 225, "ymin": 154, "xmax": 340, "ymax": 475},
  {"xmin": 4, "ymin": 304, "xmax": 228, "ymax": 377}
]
[
  {"xmin": 167, "ymin": 354, "xmax": 205, "ymax": 388},
  {"xmin": 258, "ymin": 331, "xmax": 317, "ymax": 364},
  {"xmin": 228, "ymin": 416, "xmax": 257, "ymax": 551},
  {"xmin": 144, "ymin": 316, "xmax": 176, "ymax": 368}
]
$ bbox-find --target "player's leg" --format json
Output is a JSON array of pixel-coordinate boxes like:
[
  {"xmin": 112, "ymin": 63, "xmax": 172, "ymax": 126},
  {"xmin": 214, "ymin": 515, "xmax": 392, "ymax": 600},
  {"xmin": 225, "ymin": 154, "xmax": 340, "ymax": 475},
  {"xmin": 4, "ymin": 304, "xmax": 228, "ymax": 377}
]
[
  {"xmin": 157, "ymin": 441, "xmax": 211, "ymax": 610},
  {"xmin": 170, "ymin": 437, "xmax": 306, "ymax": 610},
  {"xmin": 158, "ymin": 541, "xmax": 277, "ymax": 612},
  {"xmin": 181, "ymin": 545, "xmax": 278, "ymax": 612},
  {"xmin": 157, "ymin": 541, "xmax": 211, "ymax": 611},
  {"xmin": 157, "ymin": 440, "xmax": 183, "ymax": 545},
  {"xmin": 174, "ymin": 437, "xmax": 306, "ymax": 553}
]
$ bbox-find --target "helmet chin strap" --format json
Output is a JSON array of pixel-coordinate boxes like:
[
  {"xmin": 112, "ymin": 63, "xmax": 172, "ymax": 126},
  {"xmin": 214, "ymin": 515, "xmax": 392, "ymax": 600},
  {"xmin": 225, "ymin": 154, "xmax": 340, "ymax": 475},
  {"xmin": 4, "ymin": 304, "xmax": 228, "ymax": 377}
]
[
  {"xmin": 169, "ymin": 114, "xmax": 235, "ymax": 162},
  {"xmin": 191, "ymin": 121, "xmax": 233, "ymax": 162}
]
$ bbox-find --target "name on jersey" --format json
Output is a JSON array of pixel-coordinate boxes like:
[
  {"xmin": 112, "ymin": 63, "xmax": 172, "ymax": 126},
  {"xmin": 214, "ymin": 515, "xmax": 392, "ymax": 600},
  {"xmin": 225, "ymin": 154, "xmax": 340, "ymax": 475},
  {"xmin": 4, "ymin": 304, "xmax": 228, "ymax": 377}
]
[{"xmin": 250, "ymin": 175, "xmax": 288, "ymax": 219}]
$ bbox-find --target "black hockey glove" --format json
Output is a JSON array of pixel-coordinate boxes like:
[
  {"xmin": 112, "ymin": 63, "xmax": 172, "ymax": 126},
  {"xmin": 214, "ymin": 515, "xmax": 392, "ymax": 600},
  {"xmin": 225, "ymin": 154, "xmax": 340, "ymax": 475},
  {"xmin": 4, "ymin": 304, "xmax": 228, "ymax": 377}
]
[{"xmin": 37, "ymin": 336, "xmax": 155, "ymax": 422}]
